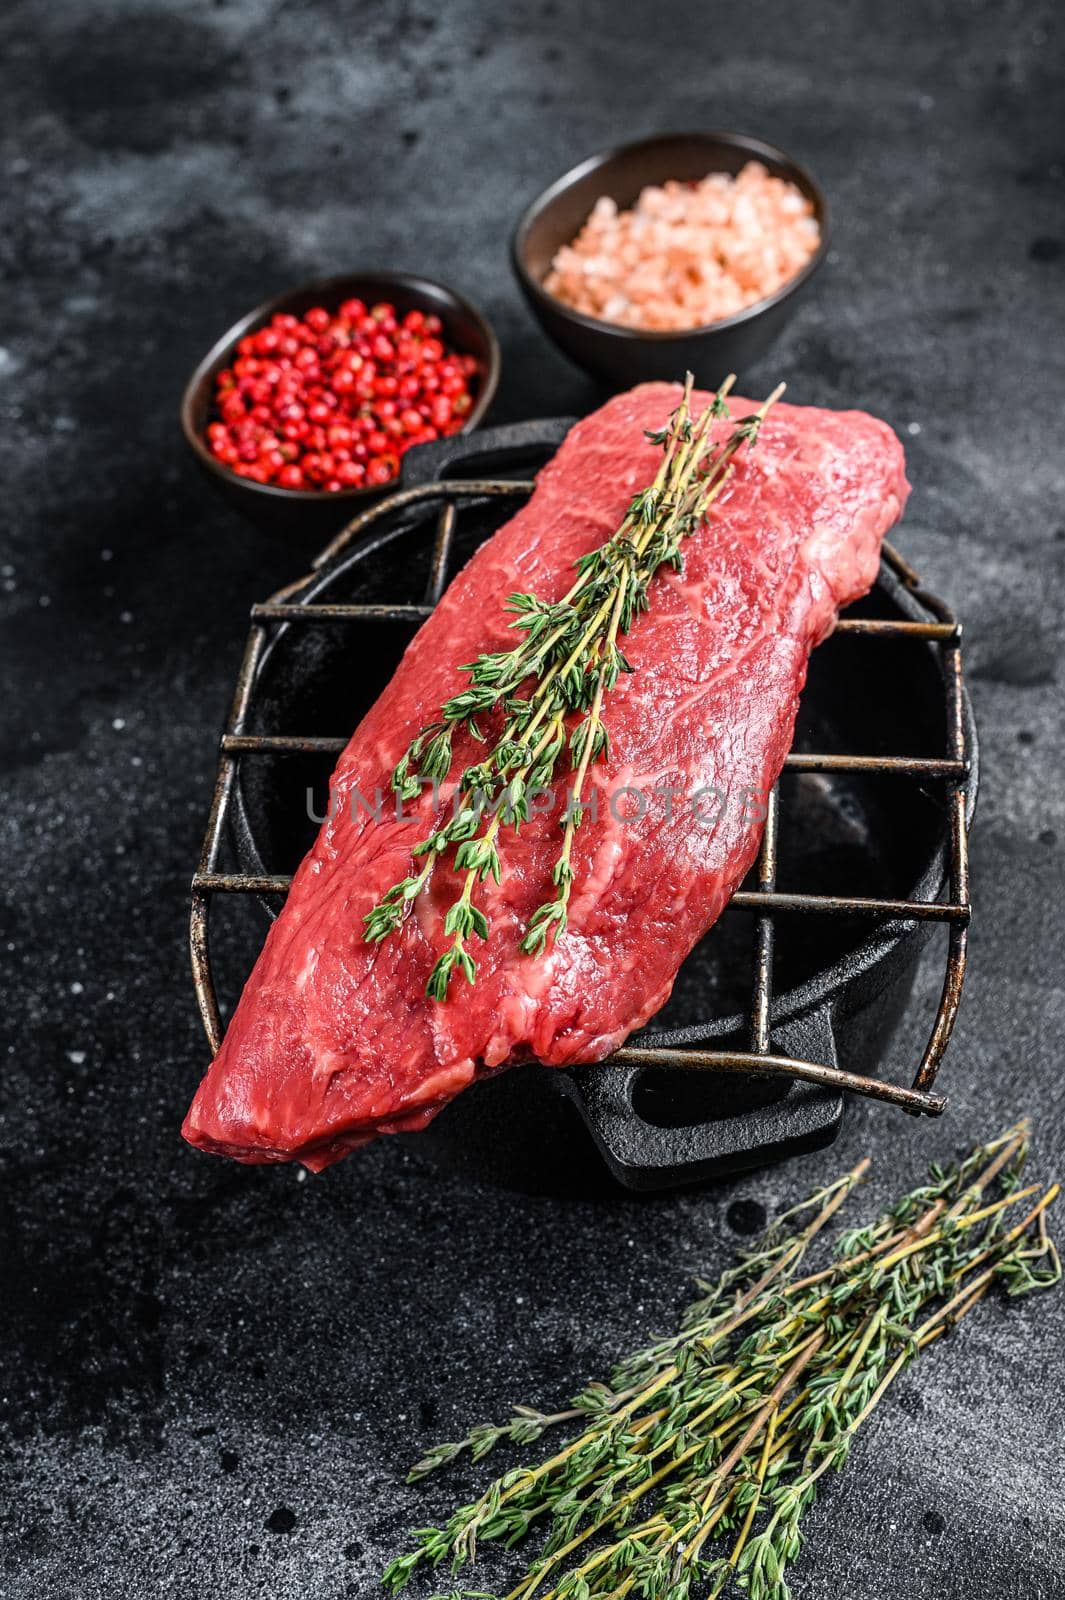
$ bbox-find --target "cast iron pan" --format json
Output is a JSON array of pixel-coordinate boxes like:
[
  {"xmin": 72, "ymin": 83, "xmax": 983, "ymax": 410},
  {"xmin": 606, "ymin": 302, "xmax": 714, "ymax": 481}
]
[{"xmin": 229, "ymin": 421, "xmax": 978, "ymax": 1192}]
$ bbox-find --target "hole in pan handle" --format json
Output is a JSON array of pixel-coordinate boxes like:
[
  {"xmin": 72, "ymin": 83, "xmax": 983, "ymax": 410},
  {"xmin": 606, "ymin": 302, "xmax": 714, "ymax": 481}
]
[
  {"xmin": 398, "ymin": 417, "xmax": 578, "ymax": 489},
  {"xmin": 556, "ymin": 1006, "xmax": 844, "ymax": 1191}
]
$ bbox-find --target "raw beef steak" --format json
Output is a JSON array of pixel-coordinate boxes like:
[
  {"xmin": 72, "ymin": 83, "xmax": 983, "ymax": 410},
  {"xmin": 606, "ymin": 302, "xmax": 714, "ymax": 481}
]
[{"xmin": 183, "ymin": 383, "xmax": 908, "ymax": 1169}]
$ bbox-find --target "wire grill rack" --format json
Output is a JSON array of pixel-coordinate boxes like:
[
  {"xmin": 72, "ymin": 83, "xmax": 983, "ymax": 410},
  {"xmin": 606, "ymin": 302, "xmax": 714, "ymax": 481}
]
[{"xmin": 191, "ymin": 475, "xmax": 972, "ymax": 1119}]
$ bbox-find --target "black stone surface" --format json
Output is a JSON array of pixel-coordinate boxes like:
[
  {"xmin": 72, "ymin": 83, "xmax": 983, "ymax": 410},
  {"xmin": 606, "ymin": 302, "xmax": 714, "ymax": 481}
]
[{"xmin": 2, "ymin": 2, "xmax": 1063, "ymax": 1596}]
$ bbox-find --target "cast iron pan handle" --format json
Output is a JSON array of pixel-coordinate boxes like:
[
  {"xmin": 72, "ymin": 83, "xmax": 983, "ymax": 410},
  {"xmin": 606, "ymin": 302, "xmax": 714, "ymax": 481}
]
[
  {"xmin": 398, "ymin": 417, "xmax": 577, "ymax": 488},
  {"xmin": 558, "ymin": 1008, "xmax": 844, "ymax": 1190}
]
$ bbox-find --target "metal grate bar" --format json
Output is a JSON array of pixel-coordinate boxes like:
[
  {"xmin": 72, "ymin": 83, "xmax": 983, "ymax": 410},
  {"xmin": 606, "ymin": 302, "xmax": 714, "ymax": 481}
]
[
  {"xmin": 876, "ymin": 538, "xmax": 972, "ymax": 1103},
  {"xmin": 251, "ymin": 602, "xmax": 432, "ymax": 623},
  {"xmin": 912, "ymin": 629, "xmax": 970, "ymax": 1094},
  {"xmin": 750, "ymin": 785, "xmax": 779, "ymax": 1055},
  {"xmin": 223, "ymin": 734, "xmax": 346, "ymax": 754},
  {"xmin": 834, "ymin": 617, "xmax": 959, "ymax": 640},
  {"xmin": 732, "ymin": 890, "xmax": 969, "ymax": 922},
  {"xmin": 218, "ymin": 737, "xmax": 968, "ymax": 776},
  {"xmin": 246, "ymin": 606, "xmax": 962, "ymax": 643},
  {"xmin": 192, "ymin": 870, "xmax": 969, "ymax": 926},
  {"xmin": 190, "ymin": 620, "xmax": 269, "ymax": 1055},
  {"xmin": 426, "ymin": 500, "xmax": 456, "ymax": 604},
  {"xmin": 782, "ymin": 753, "xmax": 967, "ymax": 777},
  {"xmin": 190, "ymin": 475, "xmax": 974, "ymax": 1120},
  {"xmin": 194, "ymin": 872, "xmax": 293, "ymax": 895},
  {"xmin": 612, "ymin": 1044, "xmax": 945, "ymax": 1116}
]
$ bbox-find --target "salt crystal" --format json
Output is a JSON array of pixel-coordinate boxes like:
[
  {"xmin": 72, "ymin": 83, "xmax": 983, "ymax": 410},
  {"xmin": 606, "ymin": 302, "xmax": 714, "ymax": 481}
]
[{"xmin": 545, "ymin": 161, "xmax": 820, "ymax": 331}]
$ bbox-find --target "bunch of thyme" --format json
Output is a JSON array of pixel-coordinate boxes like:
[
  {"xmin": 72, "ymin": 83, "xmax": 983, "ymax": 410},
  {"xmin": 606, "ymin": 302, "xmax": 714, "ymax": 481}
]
[
  {"xmin": 363, "ymin": 374, "xmax": 785, "ymax": 999},
  {"xmin": 382, "ymin": 1121, "xmax": 1059, "ymax": 1600}
]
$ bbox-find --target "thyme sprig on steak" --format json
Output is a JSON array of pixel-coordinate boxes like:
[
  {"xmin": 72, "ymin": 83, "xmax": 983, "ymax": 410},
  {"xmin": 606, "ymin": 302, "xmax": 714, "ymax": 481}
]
[
  {"xmin": 364, "ymin": 374, "xmax": 784, "ymax": 999},
  {"xmin": 382, "ymin": 1121, "xmax": 1060, "ymax": 1600}
]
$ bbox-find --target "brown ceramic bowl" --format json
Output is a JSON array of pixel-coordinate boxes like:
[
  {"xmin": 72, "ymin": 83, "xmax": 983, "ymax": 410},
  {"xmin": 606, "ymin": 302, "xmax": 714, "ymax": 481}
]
[
  {"xmin": 511, "ymin": 131, "xmax": 829, "ymax": 387},
  {"xmin": 180, "ymin": 271, "xmax": 501, "ymax": 538}
]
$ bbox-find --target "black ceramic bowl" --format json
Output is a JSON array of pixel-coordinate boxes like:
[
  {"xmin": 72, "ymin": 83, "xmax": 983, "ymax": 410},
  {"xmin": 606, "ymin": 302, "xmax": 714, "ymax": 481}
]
[
  {"xmin": 511, "ymin": 131, "xmax": 828, "ymax": 387},
  {"xmin": 180, "ymin": 271, "xmax": 501, "ymax": 538}
]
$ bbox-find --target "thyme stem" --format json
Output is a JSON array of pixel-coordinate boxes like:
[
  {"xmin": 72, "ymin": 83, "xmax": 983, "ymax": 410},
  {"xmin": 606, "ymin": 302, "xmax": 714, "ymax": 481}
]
[
  {"xmin": 382, "ymin": 1126, "xmax": 1059, "ymax": 1600},
  {"xmin": 363, "ymin": 373, "xmax": 784, "ymax": 996}
]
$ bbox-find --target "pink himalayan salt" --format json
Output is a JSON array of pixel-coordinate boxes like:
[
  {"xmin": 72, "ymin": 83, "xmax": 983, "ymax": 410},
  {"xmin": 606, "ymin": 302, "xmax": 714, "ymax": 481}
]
[{"xmin": 544, "ymin": 162, "xmax": 821, "ymax": 331}]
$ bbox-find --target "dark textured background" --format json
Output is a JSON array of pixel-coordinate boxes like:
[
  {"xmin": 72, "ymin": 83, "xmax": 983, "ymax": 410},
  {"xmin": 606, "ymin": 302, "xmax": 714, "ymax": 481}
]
[{"xmin": 2, "ymin": 1, "xmax": 1064, "ymax": 1596}]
